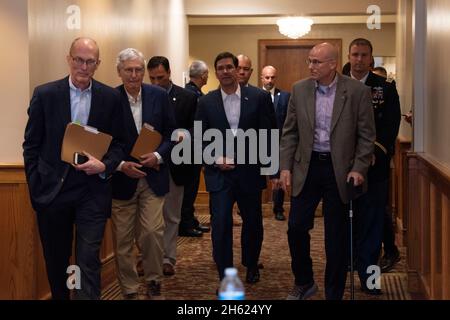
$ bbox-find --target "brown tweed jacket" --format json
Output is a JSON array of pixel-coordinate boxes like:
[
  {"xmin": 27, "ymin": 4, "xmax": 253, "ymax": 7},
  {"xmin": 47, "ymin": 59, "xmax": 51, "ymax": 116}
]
[{"xmin": 280, "ymin": 73, "xmax": 375, "ymax": 203}]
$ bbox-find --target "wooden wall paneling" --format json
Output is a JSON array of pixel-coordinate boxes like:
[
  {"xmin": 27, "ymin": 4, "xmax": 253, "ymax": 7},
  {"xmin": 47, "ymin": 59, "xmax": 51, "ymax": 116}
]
[
  {"xmin": 0, "ymin": 165, "xmax": 118, "ymax": 299},
  {"xmin": 442, "ymin": 194, "xmax": 449, "ymax": 299},
  {"xmin": 406, "ymin": 154, "xmax": 450, "ymax": 299},
  {"xmin": 0, "ymin": 167, "xmax": 36, "ymax": 299}
]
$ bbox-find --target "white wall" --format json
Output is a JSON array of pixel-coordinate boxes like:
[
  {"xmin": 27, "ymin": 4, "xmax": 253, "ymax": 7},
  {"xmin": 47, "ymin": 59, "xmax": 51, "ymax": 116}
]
[
  {"xmin": 0, "ymin": 0, "xmax": 188, "ymax": 164},
  {"xmin": 424, "ymin": 0, "xmax": 450, "ymax": 167},
  {"xmin": 0, "ymin": 0, "xmax": 29, "ymax": 163}
]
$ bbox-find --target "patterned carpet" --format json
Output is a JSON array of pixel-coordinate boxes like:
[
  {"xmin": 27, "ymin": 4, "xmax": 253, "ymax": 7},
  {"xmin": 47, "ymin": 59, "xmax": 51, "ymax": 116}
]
[{"xmin": 102, "ymin": 204, "xmax": 410, "ymax": 300}]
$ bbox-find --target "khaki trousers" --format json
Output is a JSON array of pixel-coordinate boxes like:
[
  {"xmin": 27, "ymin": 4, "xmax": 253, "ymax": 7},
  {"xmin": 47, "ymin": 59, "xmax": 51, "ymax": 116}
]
[
  {"xmin": 163, "ymin": 173, "xmax": 184, "ymax": 266},
  {"xmin": 111, "ymin": 178, "xmax": 165, "ymax": 295}
]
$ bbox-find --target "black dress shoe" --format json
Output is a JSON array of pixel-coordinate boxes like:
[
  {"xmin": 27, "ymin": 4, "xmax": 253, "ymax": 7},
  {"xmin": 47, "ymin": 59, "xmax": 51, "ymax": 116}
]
[
  {"xmin": 380, "ymin": 250, "xmax": 400, "ymax": 273},
  {"xmin": 246, "ymin": 267, "xmax": 260, "ymax": 284},
  {"xmin": 196, "ymin": 224, "xmax": 210, "ymax": 233},
  {"xmin": 274, "ymin": 212, "xmax": 286, "ymax": 221},
  {"xmin": 179, "ymin": 228, "xmax": 203, "ymax": 237}
]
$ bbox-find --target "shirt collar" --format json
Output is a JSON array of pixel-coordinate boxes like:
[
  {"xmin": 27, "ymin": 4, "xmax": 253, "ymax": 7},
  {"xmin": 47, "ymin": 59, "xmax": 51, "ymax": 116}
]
[
  {"xmin": 315, "ymin": 73, "xmax": 338, "ymax": 94},
  {"xmin": 125, "ymin": 87, "xmax": 142, "ymax": 104},
  {"xmin": 263, "ymin": 87, "xmax": 275, "ymax": 96},
  {"xmin": 69, "ymin": 76, "xmax": 92, "ymax": 92},
  {"xmin": 166, "ymin": 82, "xmax": 173, "ymax": 94},
  {"xmin": 221, "ymin": 84, "xmax": 241, "ymax": 101},
  {"xmin": 350, "ymin": 71, "xmax": 370, "ymax": 84}
]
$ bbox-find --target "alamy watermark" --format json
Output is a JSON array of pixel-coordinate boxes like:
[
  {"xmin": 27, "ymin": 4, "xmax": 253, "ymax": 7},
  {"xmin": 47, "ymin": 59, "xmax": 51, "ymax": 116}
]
[
  {"xmin": 367, "ymin": 5, "xmax": 381, "ymax": 30},
  {"xmin": 66, "ymin": 265, "xmax": 81, "ymax": 290},
  {"xmin": 170, "ymin": 121, "xmax": 280, "ymax": 175},
  {"xmin": 366, "ymin": 265, "xmax": 381, "ymax": 290}
]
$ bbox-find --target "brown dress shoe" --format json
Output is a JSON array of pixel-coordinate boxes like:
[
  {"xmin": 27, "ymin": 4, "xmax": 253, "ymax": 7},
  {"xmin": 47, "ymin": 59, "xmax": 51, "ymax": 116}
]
[{"xmin": 163, "ymin": 263, "xmax": 175, "ymax": 276}]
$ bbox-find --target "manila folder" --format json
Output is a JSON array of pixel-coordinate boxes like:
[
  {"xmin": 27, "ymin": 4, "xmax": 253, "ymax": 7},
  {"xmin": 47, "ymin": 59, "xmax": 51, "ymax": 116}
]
[
  {"xmin": 131, "ymin": 123, "xmax": 162, "ymax": 159},
  {"xmin": 61, "ymin": 122, "xmax": 112, "ymax": 164}
]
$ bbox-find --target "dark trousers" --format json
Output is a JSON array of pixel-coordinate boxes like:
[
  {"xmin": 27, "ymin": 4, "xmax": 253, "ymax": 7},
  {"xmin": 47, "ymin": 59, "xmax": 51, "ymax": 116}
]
[
  {"xmin": 355, "ymin": 179, "xmax": 387, "ymax": 284},
  {"xmin": 288, "ymin": 158, "xmax": 348, "ymax": 300},
  {"xmin": 179, "ymin": 165, "xmax": 202, "ymax": 230},
  {"xmin": 36, "ymin": 169, "xmax": 107, "ymax": 300},
  {"xmin": 272, "ymin": 188, "xmax": 285, "ymax": 213},
  {"xmin": 209, "ymin": 171, "xmax": 263, "ymax": 280},
  {"xmin": 383, "ymin": 205, "xmax": 398, "ymax": 256}
]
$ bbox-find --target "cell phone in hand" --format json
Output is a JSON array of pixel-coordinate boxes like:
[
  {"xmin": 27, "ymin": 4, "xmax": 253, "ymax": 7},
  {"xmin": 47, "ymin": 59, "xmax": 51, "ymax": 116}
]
[{"xmin": 73, "ymin": 152, "xmax": 89, "ymax": 165}]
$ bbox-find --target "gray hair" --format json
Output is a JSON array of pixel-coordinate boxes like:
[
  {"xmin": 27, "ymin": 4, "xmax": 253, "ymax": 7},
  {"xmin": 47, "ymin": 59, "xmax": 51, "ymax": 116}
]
[
  {"xmin": 116, "ymin": 48, "xmax": 146, "ymax": 69},
  {"xmin": 189, "ymin": 60, "xmax": 208, "ymax": 78}
]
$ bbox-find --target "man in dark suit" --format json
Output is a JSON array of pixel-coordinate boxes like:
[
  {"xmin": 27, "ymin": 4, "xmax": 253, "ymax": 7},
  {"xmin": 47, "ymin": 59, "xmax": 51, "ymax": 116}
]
[
  {"xmin": 146, "ymin": 56, "xmax": 200, "ymax": 277},
  {"xmin": 348, "ymin": 38, "xmax": 401, "ymax": 294},
  {"xmin": 261, "ymin": 65, "xmax": 291, "ymax": 221},
  {"xmin": 279, "ymin": 43, "xmax": 375, "ymax": 300},
  {"xmin": 23, "ymin": 37, "xmax": 126, "ymax": 299},
  {"xmin": 111, "ymin": 48, "xmax": 175, "ymax": 299},
  {"xmin": 181, "ymin": 60, "xmax": 211, "ymax": 237},
  {"xmin": 195, "ymin": 52, "xmax": 276, "ymax": 284}
]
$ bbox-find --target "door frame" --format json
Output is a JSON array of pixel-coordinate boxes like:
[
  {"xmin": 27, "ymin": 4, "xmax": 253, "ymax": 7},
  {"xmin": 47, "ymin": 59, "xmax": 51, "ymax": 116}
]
[{"xmin": 258, "ymin": 38, "xmax": 343, "ymax": 88}]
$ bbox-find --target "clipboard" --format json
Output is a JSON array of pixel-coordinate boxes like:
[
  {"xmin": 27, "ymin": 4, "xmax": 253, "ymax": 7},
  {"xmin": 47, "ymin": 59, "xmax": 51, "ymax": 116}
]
[
  {"xmin": 131, "ymin": 123, "xmax": 162, "ymax": 159},
  {"xmin": 61, "ymin": 122, "xmax": 113, "ymax": 164}
]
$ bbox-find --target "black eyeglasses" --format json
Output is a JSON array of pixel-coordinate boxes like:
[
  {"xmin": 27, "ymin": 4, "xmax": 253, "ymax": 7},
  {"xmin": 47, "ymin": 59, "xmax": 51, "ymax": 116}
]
[{"xmin": 71, "ymin": 55, "xmax": 98, "ymax": 67}]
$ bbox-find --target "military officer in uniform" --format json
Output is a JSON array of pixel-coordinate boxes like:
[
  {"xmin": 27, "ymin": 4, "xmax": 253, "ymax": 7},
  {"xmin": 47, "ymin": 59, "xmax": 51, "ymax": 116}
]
[{"xmin": 348, "ymin": 38, "xmax": 401, "ymax": 295}]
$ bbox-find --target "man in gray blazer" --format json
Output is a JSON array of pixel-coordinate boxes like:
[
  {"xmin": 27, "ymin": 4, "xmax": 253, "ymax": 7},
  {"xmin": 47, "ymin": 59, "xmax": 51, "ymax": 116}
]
[{"xmin": 279, "ymin": 43, "xmax": 375, "ymax": 300}]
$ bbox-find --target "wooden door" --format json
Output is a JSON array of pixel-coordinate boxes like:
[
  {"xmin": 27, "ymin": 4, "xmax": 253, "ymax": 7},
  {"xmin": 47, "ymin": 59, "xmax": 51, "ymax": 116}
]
[{"xmin": 258, "ymin": 39, "xmax": 342, "ymax": 92}]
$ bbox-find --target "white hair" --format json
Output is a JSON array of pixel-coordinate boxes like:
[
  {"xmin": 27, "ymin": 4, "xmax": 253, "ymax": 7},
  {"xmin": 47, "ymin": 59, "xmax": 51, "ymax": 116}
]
[
  {"xmin": 189, "ymin": 60, "xmax": 208, "ymax": 78},
  {"xmin": 116, "ymin": 48, "xmax": 146, "ymax": 69}
]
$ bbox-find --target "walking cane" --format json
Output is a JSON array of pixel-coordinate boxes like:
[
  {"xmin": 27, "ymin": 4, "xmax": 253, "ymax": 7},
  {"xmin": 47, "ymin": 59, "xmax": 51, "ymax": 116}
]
[{"xmin": 347, "ymin": 177, "xmax": 358, "ymax": 300}]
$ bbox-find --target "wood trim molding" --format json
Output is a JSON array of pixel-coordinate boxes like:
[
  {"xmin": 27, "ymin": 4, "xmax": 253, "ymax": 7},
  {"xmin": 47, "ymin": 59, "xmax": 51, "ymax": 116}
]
[
  {"xmin": 0, "ymin": 163, "xmax": 26, "ymax": 184},
  {"xmin": 0, "ymin": 165, "xmax": 116, "ymax": 299},
  {"xmin": 407, "ymin": 152, "xmax": 450, "ymax": 299}
]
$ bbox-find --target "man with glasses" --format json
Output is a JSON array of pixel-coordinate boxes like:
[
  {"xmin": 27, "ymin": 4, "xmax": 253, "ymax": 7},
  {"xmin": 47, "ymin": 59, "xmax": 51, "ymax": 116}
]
[
  {"xmin": 195, "ymin": 52, "xmax": 275, "ymax": 287},
  {"xmin": 23, "ymin": 37, "xmax": 126, "ymax": 299},
  {"xmin": 111, "ymin": 48, "xmax": 175, "ymax": 299},
  {"xmin": 279, "ymin": 42, "xmax": 375, "ymax": 300}
]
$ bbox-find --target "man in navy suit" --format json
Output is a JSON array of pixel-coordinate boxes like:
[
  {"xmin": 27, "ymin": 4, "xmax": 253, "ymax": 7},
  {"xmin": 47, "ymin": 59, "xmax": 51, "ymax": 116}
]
[
  {"xmin": 195, "ymin": 52, "xmax": 276, "ymax": 284},
  {"xmin": 23, "ymin": 37, "xmax": 126, "ymax": 299},
  {"xmin": 147, "ymin": 56, "xmax": 200, "ymax": 277},
  {"xmin": 261, "ymin": 65, "xmax": 291, "ymax": 221},
  {"xmin": 111, "ymin": 48, "xmax": 175, "ymax": 299}
]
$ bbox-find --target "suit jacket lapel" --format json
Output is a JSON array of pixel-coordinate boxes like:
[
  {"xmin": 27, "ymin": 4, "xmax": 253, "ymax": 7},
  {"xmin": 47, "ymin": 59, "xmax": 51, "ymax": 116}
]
[
  {"xmin": 213, "ymin": 89, "xmax": 231, "ymax": 130},
  {"xmin": 58, "ymin": 77, "xmax": 72, "ymax": 126},
  {"xmin": 330, "ymin": 74, "xmax": 347, "ymax": 134},
  {"xmin": 238, "ymin": 86, "xmax": 249, "ymax": 129},
  {"xmin": 305, "ymin": 80, "xmax": 316, "ymax": 131},
  {"xmin": 118, "ymin": 85, "xmax": 139, "ymax": 137},
  {"xmin": 87, "ymin": 79, "xmax": 103, "ymax": 127},
  {"xmin": 141, "ymin": 85, "xmax": 151, "ymax": 128}
]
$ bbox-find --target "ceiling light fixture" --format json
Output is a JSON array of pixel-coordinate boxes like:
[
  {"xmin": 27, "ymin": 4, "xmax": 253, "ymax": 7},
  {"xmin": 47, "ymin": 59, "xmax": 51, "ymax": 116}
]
[{"xmin": 276, "ymin": 16, "xmax": 313, "ymax": 39}]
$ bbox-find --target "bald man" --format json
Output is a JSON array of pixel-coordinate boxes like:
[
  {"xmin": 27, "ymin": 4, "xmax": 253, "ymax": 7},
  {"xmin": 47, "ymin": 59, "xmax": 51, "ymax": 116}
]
[
  {"xmin": 237, "ymin": 54, "xmax": 253, "ymax": 86},
  {"xmin": 23, "ymin": 37, "xmax": 126, "ymax": 299},
  {"xmin": 279, "ymin": 42, "xmax": 375, "ymax": 300},
  {"xmin": 261, "ymin": 65, "xmax": 290, "ymax": 221}
]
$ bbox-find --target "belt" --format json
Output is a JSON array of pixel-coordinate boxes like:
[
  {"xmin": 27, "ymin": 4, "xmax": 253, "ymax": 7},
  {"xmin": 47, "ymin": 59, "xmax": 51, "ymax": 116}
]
[{"xmin": 311, "ymin": 151, "xmax": 331, "ymax": 161}]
